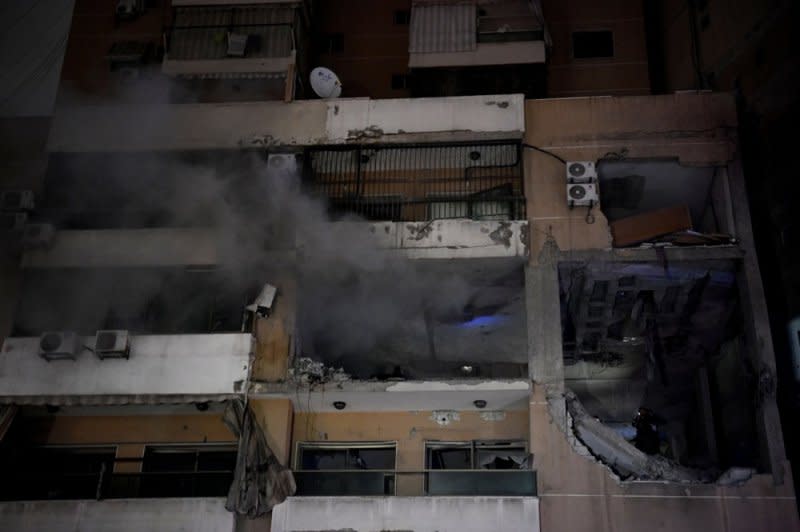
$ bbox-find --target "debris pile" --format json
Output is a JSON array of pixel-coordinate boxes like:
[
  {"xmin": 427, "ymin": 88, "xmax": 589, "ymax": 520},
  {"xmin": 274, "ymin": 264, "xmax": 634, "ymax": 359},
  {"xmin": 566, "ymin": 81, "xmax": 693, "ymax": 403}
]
[{"xmin": 289, "ymin": 357, "xmax": 350, "ymax": 385}]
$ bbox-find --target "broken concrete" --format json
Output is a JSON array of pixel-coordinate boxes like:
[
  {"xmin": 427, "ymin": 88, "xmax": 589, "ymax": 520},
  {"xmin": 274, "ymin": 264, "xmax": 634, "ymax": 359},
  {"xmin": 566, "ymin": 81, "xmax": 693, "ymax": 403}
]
[
  {"xmin": 564, "ymin": 390, "xmax": 714, "ymax": 483},
  {"xmin": 288, "ymin": 357, "xmax": 350, "ymax": 386}
]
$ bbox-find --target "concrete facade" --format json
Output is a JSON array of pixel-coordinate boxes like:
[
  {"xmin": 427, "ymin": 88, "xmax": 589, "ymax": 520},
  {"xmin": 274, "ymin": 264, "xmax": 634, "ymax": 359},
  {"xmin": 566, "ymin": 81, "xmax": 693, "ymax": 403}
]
[
  {"xmin": 47, "ymin": 94, "xmax": 525, "ymax": 152},
  {"xmin": 271, "ymin": 496, "xmax": 540, "ymax": 532},
  {"xmin": 523, "ymin": 93, "xmax": 799, "ymax": 531},
  {"xmin": 0, "ymin": 498, "xmax": 234, "ymax": 532},
  {"xmin": 0, "ymin": 334, "xmax": 250, "ymax": 402}
]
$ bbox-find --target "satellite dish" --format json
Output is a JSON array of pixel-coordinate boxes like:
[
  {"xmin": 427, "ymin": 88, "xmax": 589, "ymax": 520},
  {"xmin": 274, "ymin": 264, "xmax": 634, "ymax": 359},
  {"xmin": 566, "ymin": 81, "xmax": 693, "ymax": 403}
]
[{"xmin": 310, "ymin": 67, "xmax": 342, "ymax": 98}]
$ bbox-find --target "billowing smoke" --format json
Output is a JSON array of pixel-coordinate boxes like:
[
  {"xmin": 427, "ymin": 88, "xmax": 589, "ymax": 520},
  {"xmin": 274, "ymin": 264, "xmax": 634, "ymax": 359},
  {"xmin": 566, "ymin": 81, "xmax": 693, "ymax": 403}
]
[{"xmin": 16, "ymin": 148, "xmax": 508, "ymax": 374}]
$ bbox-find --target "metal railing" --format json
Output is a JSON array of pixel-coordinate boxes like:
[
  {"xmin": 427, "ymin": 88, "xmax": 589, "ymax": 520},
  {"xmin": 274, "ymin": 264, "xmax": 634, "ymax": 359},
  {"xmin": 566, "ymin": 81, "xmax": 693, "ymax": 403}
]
[
  {"xmin": 303, "ymin": 141, "xmax": 526, "ymax": 222},
  {"xmin": 293, "ymin": 469, "xmax": 537, "ymax": 497},
  {"xmin": 0, "ymin": 465, "xmax": 233, "ymax": 501}
]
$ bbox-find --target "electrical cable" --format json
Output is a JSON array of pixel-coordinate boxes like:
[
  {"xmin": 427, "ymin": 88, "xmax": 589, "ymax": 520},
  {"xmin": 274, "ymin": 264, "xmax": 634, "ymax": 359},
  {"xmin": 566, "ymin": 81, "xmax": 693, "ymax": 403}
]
[{"xmin": 522, "ymin": 143, "xmax": 566, "ymax": 165}]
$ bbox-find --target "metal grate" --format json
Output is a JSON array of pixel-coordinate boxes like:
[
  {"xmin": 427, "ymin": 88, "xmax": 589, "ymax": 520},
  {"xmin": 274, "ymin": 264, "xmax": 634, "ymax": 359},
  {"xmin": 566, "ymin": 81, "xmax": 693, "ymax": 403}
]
[{"xmin": 303, "ymin": 141, "xmax": 526, "ymax": 222}]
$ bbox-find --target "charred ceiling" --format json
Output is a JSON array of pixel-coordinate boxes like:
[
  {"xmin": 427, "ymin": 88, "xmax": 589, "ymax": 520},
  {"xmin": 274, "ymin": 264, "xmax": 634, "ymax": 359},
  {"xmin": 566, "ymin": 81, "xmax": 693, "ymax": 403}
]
[{"xmin": 559, "ymin": 260, "xmax": 760, "ymax": 472}]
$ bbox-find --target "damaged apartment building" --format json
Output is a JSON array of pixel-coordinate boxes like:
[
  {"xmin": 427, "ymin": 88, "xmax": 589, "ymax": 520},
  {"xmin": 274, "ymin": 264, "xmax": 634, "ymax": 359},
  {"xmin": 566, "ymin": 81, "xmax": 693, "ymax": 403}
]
[{"xmin": 0, "ymin": 1, "xmax": 797, "ymax": 531}]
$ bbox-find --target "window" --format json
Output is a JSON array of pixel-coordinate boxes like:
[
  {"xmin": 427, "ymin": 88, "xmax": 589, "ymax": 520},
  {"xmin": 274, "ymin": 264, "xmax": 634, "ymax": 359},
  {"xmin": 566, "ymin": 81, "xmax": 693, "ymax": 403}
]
[
  {"xmin": 424, "ymin": 441, "xmax": 535, "ymax": 496},
  {"xmin": 426, "ymin": 441, "xmax": 528, "ymax": 470},
  {"xmin": 137, "ymin": 444, "xmax": 236, "ymax": 498},
  {"xmin": 572, "ymin": 30, "xmax": 614, "ymax": 59},
  {"xmin": 324, "ymin": 33, "xmax": 344, "ymax": 54},
  {"xmin": 393, "ymin": 9, "xmax": 410, "ymax": 25},
  {"xmin": 0, "ymin": 446, "xmax": 116, "ymax": 501},
  {"xmin": 295, "ymin": 442, "xmax": 396, "ymax": 495},
  {"xmin": 391, "ymin": 73, "xmax": 409, "ymax": 90}
]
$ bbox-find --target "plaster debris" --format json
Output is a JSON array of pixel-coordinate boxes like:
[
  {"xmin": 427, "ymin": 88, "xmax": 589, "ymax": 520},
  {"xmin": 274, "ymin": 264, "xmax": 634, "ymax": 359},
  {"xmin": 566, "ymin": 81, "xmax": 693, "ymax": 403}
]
[
  {"xmin": 716, "ymin": 467, "xmax": 756, "ymax": 486},
  {"xmin": 431, "ymin": 410, "xmax": 460, "ymax": 426},
  {"xmin": 289, "ymin": 357, "xmax": 350, "ymax": 385},
  {"xmin": 564, "ymin": 390, "xmax": 714, "ymax": 482},
  {"xmin": 480, "ymin": 411, "xmax": 506, "ymax": 422},
  {"xmin": 489, "ymin": 222, "xmax": 513, "ymax": 248}
]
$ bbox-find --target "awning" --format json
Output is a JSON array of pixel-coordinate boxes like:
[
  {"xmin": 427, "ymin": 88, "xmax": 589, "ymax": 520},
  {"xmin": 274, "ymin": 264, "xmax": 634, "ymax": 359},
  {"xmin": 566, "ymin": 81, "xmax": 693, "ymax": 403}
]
[
  {"xmin": 0, "ymin": 394, "xmax": 242, "ymax": 407},
  {"xmin": 409, "ymin": 2, "xmax": 477, "ymax": 53},
  {"xmin": 168, "ymin": 5, "xmax": 294, "ymax": 61}
]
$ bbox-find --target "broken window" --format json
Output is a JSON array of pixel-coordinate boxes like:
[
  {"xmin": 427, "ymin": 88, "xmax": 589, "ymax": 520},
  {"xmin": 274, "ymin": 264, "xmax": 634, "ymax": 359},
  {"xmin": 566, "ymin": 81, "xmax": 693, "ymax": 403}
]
[
  {"xmin": 424, "ymin": 441, "xmax": 535, "ymax": 495},
  {"xmin": 294, "ymin": 443, "xmax": 396, "ymax": 495},
  {"xmin": 425, "ymin": 440, "xmax": 528, "ymax": 470}
]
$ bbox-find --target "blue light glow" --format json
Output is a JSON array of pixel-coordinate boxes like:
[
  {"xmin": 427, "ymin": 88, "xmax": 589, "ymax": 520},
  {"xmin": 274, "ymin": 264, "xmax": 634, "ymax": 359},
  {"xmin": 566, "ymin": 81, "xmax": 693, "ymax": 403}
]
[{"xmin": 458, "ymin": 315, "xmax": 508, "ymax": 329}]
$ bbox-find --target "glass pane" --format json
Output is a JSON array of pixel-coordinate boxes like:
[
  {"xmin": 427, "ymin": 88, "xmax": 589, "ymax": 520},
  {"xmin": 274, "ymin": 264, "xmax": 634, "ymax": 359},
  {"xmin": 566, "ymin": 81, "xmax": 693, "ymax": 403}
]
[
  {"xmin": 349, "ymin": 448, "xmax": 395, "ymax": 470},
  {"xmin": 142, "ymin": 449, "xmax": 196, "ymax": 472},
  {"xmin": 301, "ymin": 448, "xmax": 348, "ymax": 470},
  {"xmin": 197, "ymin": 450, "xmax": 237, "ymax": 471},
  {"xmin": 428, "ymin": 447, "xmax": 471, "ymax": 470}
]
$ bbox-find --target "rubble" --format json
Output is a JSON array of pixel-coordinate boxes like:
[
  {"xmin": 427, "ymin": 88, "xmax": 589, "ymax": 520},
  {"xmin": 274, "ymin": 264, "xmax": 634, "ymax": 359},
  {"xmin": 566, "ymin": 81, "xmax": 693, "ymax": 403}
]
[
  {"xmin": 289, "ymin": 357, "xmax": 350, "ymax": 385},
  {"xmin": 564, "ymin": 390, "xmax": 715, "ymax": 483}
]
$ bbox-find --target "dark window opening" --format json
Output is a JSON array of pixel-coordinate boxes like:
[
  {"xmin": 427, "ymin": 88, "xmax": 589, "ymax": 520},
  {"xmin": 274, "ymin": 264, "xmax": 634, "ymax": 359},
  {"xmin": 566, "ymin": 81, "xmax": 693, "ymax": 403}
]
[
  {"xmin": 572, "ymin": 31, "xmax": 614, "ymax": 59},
  {"xmin": 133, "ymin": 445, "xmax": 237, "ymax": 498},
  {"xmin": 0, "ymin": 447, "xmax": 116, "ymax": 501},
  {"xmin": 391, "ymin": 73, "xmax": 409, "ymax": 90},
  {"xmin": 393, "ymin": 9, "xmax": 410, "ymax": 25},
  {"xmin": 324, "ymin": 33, "xmax": 344, "ymax": 54},
  {"xmin": 295, "ymin": 443, "xmax": 396, "ymax": 495}
]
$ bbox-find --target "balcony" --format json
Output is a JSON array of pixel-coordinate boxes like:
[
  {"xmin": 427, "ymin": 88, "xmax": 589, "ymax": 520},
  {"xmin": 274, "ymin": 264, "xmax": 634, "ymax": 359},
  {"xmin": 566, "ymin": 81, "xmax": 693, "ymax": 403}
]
[
  {"xmin": 0, "ymin": 333, "xmax": 250, "ymax": 404},
  {"xmin": 293, "ymin": 470, "xmax": 537, "ymax": 497},
  {"xmin": 0, "ymin": 498, "xmax": 232, "ymax": 532},
  {"xmin": 272, "ymin": 495, "xmax": 540, "ymax": 532},
  {"xmin": 304, "ymin": 141, "xmax": 526, "ymax": 223},
  {"xmin": 408, "ymin": 0, "xmax": 546, "ymax": 69},
  {"xmin": 163, "ymin": 5, "xmax": 297, "ymax": 78}
]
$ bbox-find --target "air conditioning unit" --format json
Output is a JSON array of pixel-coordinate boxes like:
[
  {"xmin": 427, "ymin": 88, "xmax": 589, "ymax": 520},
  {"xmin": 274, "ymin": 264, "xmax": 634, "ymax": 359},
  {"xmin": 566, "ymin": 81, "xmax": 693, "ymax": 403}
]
[
  {"xmin": 21, "ymin": 223, "xmax": 55, "ymax": 249},
  {"xmin": 39, "ymin": 331, "xmax": 82, "ymax": 361},
  {"xmin": 566, "ymin": 161, "xmax": 597, "ymax": 183},
  {"xmin": 567, "ymin": 182, "xmax": 599, "ymax": 207},
  {"xmin": 94, "ymin": 330, "xmax": 130, "ymax": 360},
  {"xmin": 227, "ymin": 33, "xmax": 248, "ymax": 57},
  {"xmin": 0, "ymin": 212, "xmax": 28, "ymax": 232},
  {"xmin": 1, "ymin": 190, "xmax": 34, "ymax": 211},
  {"xmin": 267, "ymin": 153, "xmax": 298, "ymax": 175}
]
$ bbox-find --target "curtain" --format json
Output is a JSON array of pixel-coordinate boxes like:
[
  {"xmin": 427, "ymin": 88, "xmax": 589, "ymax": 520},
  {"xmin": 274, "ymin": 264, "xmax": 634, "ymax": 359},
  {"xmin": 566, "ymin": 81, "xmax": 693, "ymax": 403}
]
[{"xmin": 224, "ymin": 400, "xmax": 295, "ymax": 517}]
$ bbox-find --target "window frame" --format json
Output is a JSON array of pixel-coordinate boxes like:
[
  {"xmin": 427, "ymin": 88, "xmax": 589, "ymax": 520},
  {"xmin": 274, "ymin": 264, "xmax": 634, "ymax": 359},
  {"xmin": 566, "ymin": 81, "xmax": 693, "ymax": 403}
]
[
  {"xmin": 424, "ymin": 440, "xmax": 528, "ymax": 470},
  {"xmin": 294, "ymin": 441, "xmax": 398, "ymax": 471},
  {"xmin": 141, "ymin": 443, "xmax": 238, "ymax": 473}
]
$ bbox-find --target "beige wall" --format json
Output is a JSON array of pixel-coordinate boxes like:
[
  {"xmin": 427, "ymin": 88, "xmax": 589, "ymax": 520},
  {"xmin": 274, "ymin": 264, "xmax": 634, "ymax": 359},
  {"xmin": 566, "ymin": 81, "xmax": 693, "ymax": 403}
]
[
  {"xmin": 18, "ymin": 411, "xmax": 235, "ymax": 473},
  {"xmin": 543, "ymin": 0, "xmax": 650, "ymax": 97},
  {"xmin": 250, "ymin": 398, "xmax": 294, "ymax": 466},
  {"xmin": 524, "ymin": 92, "xmax": 737, "ymax": 259},
  {"xmin": 251, "ymin": 278, "xmax": 296, "ymax": 383},
  {"xmin": 293, "ymin": 409, "xmax": 528, "ymax": 495},
  {"xmin": 314, "ymin": 0, "xmax": 411, "ymax": 99}
]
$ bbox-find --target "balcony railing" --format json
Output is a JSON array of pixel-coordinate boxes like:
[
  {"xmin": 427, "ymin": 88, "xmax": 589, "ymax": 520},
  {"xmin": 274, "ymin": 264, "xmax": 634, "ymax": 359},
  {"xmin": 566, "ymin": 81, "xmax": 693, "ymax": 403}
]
[
  {"xmin": 0, "ymin": 468, "xmax": 233, "ymax": 501},
  {"xmin": 303, "ymin": 141, "xmax": 526, "ymax": 222},
  {"xmin": 293, "ymin": 470, "xmax": 537, "ymax": 497}
]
